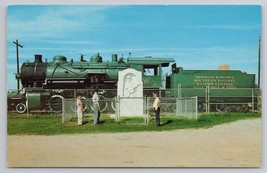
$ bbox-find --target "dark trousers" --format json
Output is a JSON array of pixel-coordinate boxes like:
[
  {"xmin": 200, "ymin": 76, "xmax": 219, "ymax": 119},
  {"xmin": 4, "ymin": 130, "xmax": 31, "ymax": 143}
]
[
  {"xmin": 97, "ymin": 111, "xmax": 101, "ymax": 123},
  {"xmin": 154, "ymin": 108, "xmax": 160, "ymax": 126}
]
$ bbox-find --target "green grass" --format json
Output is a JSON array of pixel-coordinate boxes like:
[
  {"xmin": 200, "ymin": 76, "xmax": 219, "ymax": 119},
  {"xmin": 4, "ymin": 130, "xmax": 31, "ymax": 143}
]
[{"xmin": 7, "ymin": 112, "xmax": 261, "ymax": 135}]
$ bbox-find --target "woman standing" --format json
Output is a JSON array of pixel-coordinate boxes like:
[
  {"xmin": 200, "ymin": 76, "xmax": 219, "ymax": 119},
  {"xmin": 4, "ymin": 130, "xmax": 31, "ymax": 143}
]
[
  {"xmin": 153, "ymin": 93, "xmax": 161, "ymax": 126},
  {"xmin": 76, "ymin": 96, "xmax": 84, "ymax": 125},
  {"xmin": 92, "ymin": 88, "xmax": 100, "ymax": 124}
]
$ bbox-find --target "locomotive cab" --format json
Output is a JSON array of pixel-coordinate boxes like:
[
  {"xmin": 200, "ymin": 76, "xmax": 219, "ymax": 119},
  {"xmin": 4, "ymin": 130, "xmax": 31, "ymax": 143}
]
[
  {"xmin": 143, "ymin": 65, "xmax": 161, "ymax": 88},
  {"xmin": 128, "ymin": 56, "xmax": 175, "ymax": 89}
]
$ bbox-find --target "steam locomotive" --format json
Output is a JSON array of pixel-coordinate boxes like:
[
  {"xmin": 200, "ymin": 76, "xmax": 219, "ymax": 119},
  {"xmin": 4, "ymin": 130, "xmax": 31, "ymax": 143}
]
[{"xmin": 8, "ymin": 53, "xmax": 258, "ymax": 113}]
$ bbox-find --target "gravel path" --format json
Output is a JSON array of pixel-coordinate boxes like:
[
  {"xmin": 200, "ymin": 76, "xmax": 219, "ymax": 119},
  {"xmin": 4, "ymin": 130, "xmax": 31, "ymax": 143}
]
[{"xmin": 7, "ymin": 118, "xmax": 262, "ymax": 167}]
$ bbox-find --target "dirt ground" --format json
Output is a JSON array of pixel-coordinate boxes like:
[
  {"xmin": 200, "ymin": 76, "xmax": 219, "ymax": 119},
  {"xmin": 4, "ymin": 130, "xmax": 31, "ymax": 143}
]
[{"xmin": 7, "ymin": 118, "xmax": 262, "ymax": 167}]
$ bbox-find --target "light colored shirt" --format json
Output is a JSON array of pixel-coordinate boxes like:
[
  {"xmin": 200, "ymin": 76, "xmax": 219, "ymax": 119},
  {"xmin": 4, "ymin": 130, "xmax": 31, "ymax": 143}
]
[
  {"xmin": 76, "ymin": 99, "xmax": 83, "ymax": 110},
  {"xmin": 153, "ymin": 97, "xmax": 160, "ymax": 110},
  {"xmin": 92, "ymin": 92, "xmax": 99, "ymax": 103}
]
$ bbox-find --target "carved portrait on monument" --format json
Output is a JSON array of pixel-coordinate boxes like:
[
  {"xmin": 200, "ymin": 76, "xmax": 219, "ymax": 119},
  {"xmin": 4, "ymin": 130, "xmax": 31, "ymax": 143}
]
[{"xmin": 123, "ymin": 74, "xmax": 141, "ymax": 97}]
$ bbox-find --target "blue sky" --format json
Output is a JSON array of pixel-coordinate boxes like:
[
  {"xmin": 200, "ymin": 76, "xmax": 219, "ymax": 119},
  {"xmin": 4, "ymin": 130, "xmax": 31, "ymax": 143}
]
[{"xmin": 7, "ymin": 5, "xmax": 261, "ymax": 89}]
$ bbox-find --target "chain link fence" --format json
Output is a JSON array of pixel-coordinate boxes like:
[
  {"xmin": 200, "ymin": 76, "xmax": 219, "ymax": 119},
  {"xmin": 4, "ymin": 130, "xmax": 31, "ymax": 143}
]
[
  {"xmin": 177, "ymin": 86, "xmax": 261, "ymax": 113},
  {"xmin": 62, "ymin": 96, "xmax": 198, "ymax": 124},
  {"xmin": 62, "ymin": 97, "xmax": 117, "ymax": 124}
]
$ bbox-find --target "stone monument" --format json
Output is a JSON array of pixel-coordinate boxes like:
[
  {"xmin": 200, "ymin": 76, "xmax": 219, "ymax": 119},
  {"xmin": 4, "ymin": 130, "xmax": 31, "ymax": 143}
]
[{"xmin": 117, "ymin": 68, "xmax": 143, "ymax": 116}]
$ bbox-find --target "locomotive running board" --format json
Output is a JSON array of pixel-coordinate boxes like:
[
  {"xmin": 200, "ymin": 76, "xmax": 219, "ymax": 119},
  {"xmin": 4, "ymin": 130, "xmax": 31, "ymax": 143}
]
[{"xmin": 43, "ymin": 78, "xmax": 87, "ymax": 85}]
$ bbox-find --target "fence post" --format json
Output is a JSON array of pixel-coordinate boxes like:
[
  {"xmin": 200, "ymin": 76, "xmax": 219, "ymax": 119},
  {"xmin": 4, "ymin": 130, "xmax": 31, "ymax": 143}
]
[
  {"xmin": 195, "ymin": 96, "xmax": 198, "ymax": 121},
  {"xmin": 146, "ymin": 96, "xmax": 150, "ymax": 123},
  {"xmin": 116, "ymin": 95, "xmax": 120, "ymax": 122},
  {"xmin": 185, "ymin": 98, "xmax": 187, "ymax": 116},
  {"xmin": 252, "ymin": 88, "xmax": 254, "ymax": 112},
  {"xmin": 26, "ymin": 90, "xmax": 29, "ymax": 117},
  {"xmin": 176, "ymin": 97, "xmax": 179, "ymax": 116},
  {"xmin": 74, "ymin": 89, "xmax": 77, "ymax": 99},
  {"xmin": 61, "ymin": 98, "xmax": 65, "ymax": 124},
  {"xmin": 115, "ymin": 96, "xmax": 118, "ymax": 122}
]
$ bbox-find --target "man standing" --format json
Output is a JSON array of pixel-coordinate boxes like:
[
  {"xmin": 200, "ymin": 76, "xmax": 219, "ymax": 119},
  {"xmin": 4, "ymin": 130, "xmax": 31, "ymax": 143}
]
[
  {"xmin": 153, "ymin": 93, "xmax": 161, "ymax": 126},
  {"xmin": 92, "ymin": 88, "xmax": 100, "ymax": 124}
]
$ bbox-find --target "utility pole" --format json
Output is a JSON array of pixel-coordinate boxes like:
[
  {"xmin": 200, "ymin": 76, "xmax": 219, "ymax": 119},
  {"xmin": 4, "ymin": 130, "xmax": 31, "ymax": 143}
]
[
  {"xmin": 258, "ymin": 36, "xmax": 261, "ymax": 88},
  {"xmin": 13, "ymin": 39, "xmax": 23, "ymax": 94}
]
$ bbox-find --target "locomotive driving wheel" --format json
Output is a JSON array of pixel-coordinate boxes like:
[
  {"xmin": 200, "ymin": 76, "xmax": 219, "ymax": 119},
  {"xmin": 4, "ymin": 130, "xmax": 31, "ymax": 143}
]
[
  {"xmin": 236, "ymin": 104, "xmax": 249, "ymax": 112},
  {"xmin": 16, "ymin": 103, "xmax": 27, "ymax": 114},
  {"xmin": 216, "ymin": 104, "xmax": 227, "ymax": 112},
  {"xmin": 198, "ymin": 102, "xmax": 206, "ymax": 112}
]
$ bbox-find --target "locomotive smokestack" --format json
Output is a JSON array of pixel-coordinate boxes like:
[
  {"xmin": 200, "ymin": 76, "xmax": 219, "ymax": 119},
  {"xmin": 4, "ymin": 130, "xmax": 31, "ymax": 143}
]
[{"xmin": 34, "ymin": 54, "xmax": 43, "ymax": 63}]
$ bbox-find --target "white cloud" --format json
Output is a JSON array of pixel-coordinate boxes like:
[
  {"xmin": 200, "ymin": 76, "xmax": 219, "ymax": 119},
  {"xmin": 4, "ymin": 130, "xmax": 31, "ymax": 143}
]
[{"xmin": 7, "ymin": 6, "xmax": 113, "ymax": 40}]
